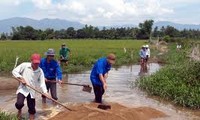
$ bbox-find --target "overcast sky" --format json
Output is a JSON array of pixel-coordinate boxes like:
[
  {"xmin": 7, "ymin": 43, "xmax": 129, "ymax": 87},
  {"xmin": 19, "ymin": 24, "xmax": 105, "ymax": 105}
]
[{"xmin": 0, "ymin": 0, "xmax": 199, "ymax": 26}]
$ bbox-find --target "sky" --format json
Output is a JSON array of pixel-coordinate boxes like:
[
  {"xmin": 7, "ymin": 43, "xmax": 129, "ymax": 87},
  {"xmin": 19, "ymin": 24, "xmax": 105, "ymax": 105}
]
[{"xmin": 0, "ymin": 0, "xmax": 199, "ymax": 26}]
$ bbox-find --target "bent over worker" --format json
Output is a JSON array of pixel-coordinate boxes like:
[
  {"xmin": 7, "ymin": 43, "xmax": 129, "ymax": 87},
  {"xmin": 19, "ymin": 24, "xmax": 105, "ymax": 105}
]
[
  {"xmin": 12, "ymin": 53, "xmax": 48, "ymax": 120},
  {"xmin": 90, "ymin": 53, "xmax": 116, "ymax": 103},
  {"xmin": 40, "ymin": 48, "xmax": 62, "ymax": 103}
]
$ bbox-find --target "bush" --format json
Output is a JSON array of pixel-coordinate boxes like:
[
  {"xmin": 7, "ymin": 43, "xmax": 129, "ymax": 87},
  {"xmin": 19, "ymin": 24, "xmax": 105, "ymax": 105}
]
[
  {"xmin": 162, "ymin": 35, "xmax": 177, "ymax": 42},
  {"xmin": 0, "ymin": 111, "xmax": 18, "ymax": 120},
  {"xmin": 138, "ymin": 42, "xmax": 200, "ymax": 108}
]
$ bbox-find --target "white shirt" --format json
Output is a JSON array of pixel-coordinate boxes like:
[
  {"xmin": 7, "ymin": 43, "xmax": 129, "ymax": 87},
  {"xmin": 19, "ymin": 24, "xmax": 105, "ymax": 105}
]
[
  {"xmin": 177, "ymin": 45, "xmax": 181, "ymax": 49},
  {"xmin": 12, "ymin": 62, "xmax": 47, "ymax": 99},
  {"xmin": 146, "ymin": 48, "xmax": 150, "ymax": 57}
]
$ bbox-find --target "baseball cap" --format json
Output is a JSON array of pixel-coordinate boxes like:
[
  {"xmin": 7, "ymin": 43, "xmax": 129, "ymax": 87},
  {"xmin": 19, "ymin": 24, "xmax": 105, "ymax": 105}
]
[
  {"xmin": 146, "ymin": 45, "xmax": 149, "ymax": 48},
  {"xmin": 31, "ymin": 53, "xmax": 41, "ymax": 63},
  {"xmin": 45, "ymin": 48, "xmax": 55, "ymax": 56},
  {"xmin": 107, "ymin": 53, "xmax": 116, "ymax": 64}
]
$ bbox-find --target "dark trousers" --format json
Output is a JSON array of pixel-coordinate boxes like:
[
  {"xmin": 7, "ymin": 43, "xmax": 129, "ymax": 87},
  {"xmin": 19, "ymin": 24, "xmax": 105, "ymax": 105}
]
[
  {"xmin": 92, "ymin": 84, "xmax": 105, "ymax": 103},
  {"xmin": 15, "ymin": 93, "xmax": 36, "ymax": 114},
  {"xmin": 145, "ymin": 55, "xmax": 149, "ymax": 62},
  {"xmin": 42, "ymin": 80, "xmax": 58, "ymax": 100}
]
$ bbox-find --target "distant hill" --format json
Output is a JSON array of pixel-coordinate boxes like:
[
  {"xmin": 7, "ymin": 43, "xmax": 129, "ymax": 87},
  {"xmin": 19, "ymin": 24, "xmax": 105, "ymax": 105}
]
[
  {"xmin": 0, "ymin": 17, "xmax": 199, "ymax": 33},
  {"xmin": 100, "ymin": 22, "xmax": 200, "ymax": 30},
  {"xmin": 0, "ymin": 17, "xmax": 84, "ymax": 33},
  {"xmin": 154, "ymin": 21, "xmax": 200, "ymax": 30}
]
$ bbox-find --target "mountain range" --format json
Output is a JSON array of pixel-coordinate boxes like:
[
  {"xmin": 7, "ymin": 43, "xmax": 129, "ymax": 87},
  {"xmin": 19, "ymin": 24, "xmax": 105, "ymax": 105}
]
[
  {"xmin": 0, "ymin": 17, "xmax": 199, "ymax": 33},
  {"xmin": 0, "ymin": 17, "xmax": 84, "ymax": 33}
]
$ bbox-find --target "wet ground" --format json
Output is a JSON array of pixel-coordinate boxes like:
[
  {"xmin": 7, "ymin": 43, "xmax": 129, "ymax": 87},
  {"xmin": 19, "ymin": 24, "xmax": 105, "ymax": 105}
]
[{"xmin": 0, "ymin": 63, "xmax": 200, "ymax": 119}]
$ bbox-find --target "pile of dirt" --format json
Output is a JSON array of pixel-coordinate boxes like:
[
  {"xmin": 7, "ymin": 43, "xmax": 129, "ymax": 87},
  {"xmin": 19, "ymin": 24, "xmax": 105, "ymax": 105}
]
[{"xmin": 49, "ymin": 102, "xmax": 166, "ymax": 120}]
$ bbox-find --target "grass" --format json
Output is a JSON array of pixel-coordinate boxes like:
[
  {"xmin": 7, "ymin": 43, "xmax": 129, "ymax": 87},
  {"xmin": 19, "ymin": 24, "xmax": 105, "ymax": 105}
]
[
  {"xmin": 0, "ymin": 111, "xmax": 18, "ymax": 120},
  {"xmin": 0, "ymin": 39, "xmax": 146, "ymax": 74},
  {"xmin": 138, "ymin": 41, "xmax": 200, "ymax": 108}
]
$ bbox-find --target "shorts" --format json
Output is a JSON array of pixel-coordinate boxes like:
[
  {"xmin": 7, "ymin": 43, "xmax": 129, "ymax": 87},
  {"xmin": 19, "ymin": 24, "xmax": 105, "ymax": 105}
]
[
  {"xmin": 145, "ymin": 55, "xmax": 149, "ymax": 61},
  {"xmin": 60, "ymin": 57, "xmax": 68, "ymax": 63},
  {"xmin": 140, "ymin": 58, "xmax": 145, "ymax": 64}
]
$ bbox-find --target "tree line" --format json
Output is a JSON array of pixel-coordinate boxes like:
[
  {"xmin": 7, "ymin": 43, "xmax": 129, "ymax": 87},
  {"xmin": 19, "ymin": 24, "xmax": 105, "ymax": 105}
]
[{"xmin": 0, "ymin": 20, "xmax": 200, "ymax": 40}]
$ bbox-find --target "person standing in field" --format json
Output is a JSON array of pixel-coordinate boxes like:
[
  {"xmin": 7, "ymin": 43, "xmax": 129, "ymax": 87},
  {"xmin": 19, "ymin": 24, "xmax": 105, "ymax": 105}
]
[
  {"xmin": 145, "ymin": 45, "xmax": 150, "ymax": 63},
  {"xmin": 12, "ymin": 53, "xmax": 49, "ymax": 120},
  {"xmin": 139, "ymin": 45, "xmax": 147, "ymax": 71},
  {"xmin": 90, "ymin": 53, "xmax": 116, "ymax": 103},
  {"xmin": 59, "ymin": 43, "xmax": 71, "ymax": 65},
  {"xmin": 40, "ymin": 48, "xmax": 62, "ymax": 103},
  {"xmin": 139, "ymin": 45, "xmax": 146, "ymax": 65},
  {"xmin": 176, "ymin": 43, "xmax": 182, "ymax": 51}
]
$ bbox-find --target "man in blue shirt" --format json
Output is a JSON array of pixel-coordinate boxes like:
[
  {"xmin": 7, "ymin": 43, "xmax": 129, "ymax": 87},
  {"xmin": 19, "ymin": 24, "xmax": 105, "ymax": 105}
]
[
  {"xmin": 40, "ymin": 48, "xmax": 62, "ymax": 103},
  {"xmin": 90, "ymin": 53, "xmax": 116, "ymax": 103}
]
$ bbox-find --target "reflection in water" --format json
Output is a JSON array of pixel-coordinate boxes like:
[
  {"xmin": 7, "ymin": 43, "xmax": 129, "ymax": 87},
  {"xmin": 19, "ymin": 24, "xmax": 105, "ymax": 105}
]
[
  {"xmin": 138, "ymin": 63, "xmax": 152, "ymax": 76},
  {"xmin": 0, "ymin": 63, "xmax": 199, "ymax": 120}
]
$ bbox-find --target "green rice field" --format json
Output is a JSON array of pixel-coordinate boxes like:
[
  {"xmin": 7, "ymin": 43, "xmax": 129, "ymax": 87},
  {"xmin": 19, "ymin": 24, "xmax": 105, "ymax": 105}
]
[{"xmin": 0, "ymin": 39, "xmax": 146, "ymax": 74}]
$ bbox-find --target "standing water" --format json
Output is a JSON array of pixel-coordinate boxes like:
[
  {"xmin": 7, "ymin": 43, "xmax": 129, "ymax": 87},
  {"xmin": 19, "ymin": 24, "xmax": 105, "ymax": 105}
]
[{"xmin": 0, "ymin": 63, "xmax": 199, "ymax": 120}]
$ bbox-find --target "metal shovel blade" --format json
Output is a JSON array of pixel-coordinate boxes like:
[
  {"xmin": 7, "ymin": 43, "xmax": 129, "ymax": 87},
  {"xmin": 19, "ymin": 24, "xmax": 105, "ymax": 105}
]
[
  {"xmin": 82, "ymin": 85, "xmax": 92, "ymax": 93},
  {"xmin": 97, "ymin": 104, "xmax": 111, "ymax": 110}
]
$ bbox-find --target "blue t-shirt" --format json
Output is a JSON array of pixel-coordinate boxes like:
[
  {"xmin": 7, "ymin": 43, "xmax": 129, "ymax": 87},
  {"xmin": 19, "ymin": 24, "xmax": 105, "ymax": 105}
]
[
  {"xmin": 39, "ymin": 58, "xmax": 62, "ymax": 80},
  {"xmin": 90, "ymin": 57, "xmax": 111, "ymax": 86}
]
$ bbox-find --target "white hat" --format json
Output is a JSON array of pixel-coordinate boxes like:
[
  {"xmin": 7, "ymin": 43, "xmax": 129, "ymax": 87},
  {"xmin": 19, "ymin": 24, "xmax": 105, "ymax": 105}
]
[
  {"xmin": 146, "ymin": 45, "xmax": 149, "ymax": 48},
  {"xmin": 45, "ymin": 48, "xmax": 55, "ymax": 56},
  {"xmin": 142, "ymin": 45, "xmax": 146, "ymax": 48}
]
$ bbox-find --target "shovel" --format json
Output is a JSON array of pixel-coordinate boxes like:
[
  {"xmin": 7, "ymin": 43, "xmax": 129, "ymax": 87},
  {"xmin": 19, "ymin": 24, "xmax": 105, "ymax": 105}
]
[
  {"xmin": 13, "ymin": 77, "xmax": 73, "ymax": 111},
  {"xmin": 47, "ymin": 80, "xmax": 92, "ymax": 93}
]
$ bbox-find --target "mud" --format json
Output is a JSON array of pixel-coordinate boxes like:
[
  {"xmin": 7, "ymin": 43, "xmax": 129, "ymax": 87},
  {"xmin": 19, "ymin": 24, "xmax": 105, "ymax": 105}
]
[{"xmin": 49, "ymin": 102, "xmax": 167, "ymax": 120}]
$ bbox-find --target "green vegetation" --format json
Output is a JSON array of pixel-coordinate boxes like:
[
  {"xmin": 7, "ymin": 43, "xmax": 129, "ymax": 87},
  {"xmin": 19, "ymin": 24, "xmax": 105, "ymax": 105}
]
[
  {"xmin": 1, "ymin": 20, "xmax": 155, "ymax": 40},
  {"xmin": 0, "ymin": 40, "xmax": 146, "ymax": 74},
  {"xmin": 1, "ymin": 19, "xmax": 200, "ymax": 41},
  {"xmin": 138, "ymin": 41, "xmax": 200, "ymax": 108},
  {"xmin": 0, "ymin": 111, "xmax": 18, "ymax": 120}
]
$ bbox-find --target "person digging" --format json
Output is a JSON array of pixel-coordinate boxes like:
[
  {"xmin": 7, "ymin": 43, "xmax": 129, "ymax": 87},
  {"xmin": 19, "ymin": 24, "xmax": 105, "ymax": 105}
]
[
  {"xmin": 40, "ymin": 48, "xmax": 63, "ymax": 104},
  {"xmin": 90, "ymin": 53, "xmax": 116, "ymax": 110},
  {"xmin": 12, "ymin": 53, "xmax": 49, "ymax": 120}
]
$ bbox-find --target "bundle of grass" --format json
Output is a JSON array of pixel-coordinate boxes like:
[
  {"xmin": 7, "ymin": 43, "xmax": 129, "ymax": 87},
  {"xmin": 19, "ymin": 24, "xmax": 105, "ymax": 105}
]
[{"xmin": 0, "ymin": 111, "xmax": 18, "ymax": 120}]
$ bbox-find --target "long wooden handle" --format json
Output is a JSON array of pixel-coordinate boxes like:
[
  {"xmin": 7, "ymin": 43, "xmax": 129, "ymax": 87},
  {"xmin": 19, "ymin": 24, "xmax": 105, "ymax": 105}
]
[
  {"xmin": 47, "ymin": 80, "xmax": 89, "ymax": 87},
  {"xmin": 13, "ymin": 77, "xmax": 72, "ymax": 111}
]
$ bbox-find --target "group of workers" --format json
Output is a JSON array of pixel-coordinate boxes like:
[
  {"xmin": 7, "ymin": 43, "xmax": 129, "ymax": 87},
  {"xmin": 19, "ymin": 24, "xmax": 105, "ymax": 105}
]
[{"xmin": 12, "ymin": 43, "xmax": 116, "ymax": 120}]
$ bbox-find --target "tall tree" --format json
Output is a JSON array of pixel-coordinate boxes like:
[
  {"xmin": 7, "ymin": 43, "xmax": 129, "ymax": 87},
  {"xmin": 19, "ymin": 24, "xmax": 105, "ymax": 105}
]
[
  {"xmin": 0, "ymin": 33, "xmax": 7, "ymax": 40},
  {"xmin": 66, "ymin": 27, "xmax": 76, "ymax": 39},
  {"xmin": 137, "ymin": 20, "xmax": 154, "ymax": 40}
]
